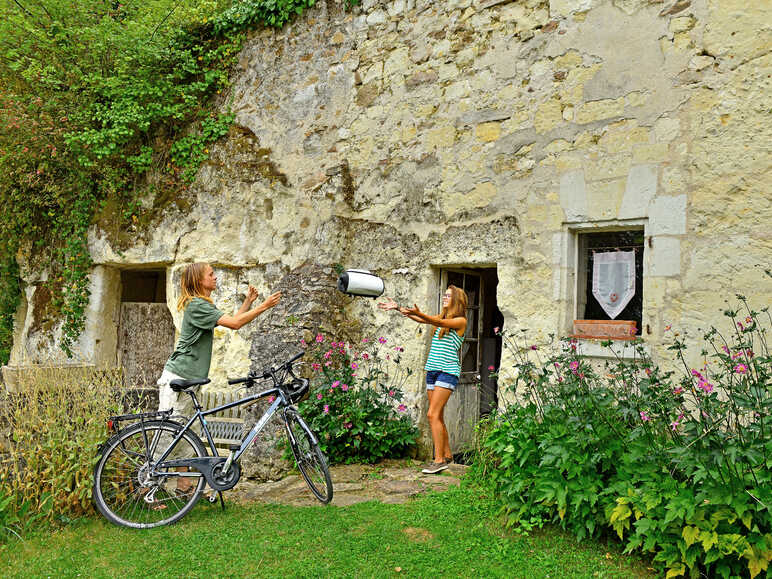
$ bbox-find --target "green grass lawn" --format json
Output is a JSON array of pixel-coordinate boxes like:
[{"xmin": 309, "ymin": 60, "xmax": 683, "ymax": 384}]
[{"xmin": 1, "ymin": 486, "xmax": 653, "ymax": 578}]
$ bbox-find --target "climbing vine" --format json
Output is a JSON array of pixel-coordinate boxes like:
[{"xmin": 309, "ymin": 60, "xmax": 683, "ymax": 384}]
[{"xmin": 0, "ymin": 0, "xmax": 328, "ymax": 361}]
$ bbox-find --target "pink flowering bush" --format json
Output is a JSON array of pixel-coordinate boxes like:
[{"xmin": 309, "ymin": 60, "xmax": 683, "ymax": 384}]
[
  {"xmin": 474, "ymin": 294, "xmax": 771, "ymax": 578},
  {"xmin": 296, "ymin": 334, "xmax": 417, "ymax": 464}
]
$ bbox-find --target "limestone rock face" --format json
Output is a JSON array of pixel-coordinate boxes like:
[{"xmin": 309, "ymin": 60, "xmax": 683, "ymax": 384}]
[{"xmin": 9, "ymin": 0, "xmax": 772, "ymax": 478}]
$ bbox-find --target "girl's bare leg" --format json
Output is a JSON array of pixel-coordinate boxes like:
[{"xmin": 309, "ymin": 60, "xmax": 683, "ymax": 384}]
[{"xmin": 427, "ymin": 387, "xmax": 452, "ymax": 463}]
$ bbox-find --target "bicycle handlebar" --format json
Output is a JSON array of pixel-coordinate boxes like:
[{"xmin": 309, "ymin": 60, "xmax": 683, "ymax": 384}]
[{"xmin": 226, "ymin": 351, "xmax": 305, "ymax": 385}]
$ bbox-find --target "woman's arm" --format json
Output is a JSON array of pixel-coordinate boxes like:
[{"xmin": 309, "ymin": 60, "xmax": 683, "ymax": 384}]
[{"xmin": 217, "ymin": 291, "xmax": 281, "ymax": 330}]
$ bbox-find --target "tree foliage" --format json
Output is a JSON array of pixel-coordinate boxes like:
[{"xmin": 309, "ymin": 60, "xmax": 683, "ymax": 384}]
[{"xmin": 0, "ymin": 0, "xmax": 319, "ymax": 360}]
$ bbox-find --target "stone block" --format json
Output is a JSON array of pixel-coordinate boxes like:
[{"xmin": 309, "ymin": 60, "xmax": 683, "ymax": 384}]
[
  {"xmin": 633, "ymin": 143, "xmax": 670, "ymax": 163},
  {"xmin": 650, "ymin": 194, "xmax": 687, "ymax": 235},
  {"xmin": 650, "ymin": 236, "xmax": 681, "ymax": 277},
  {"xmin": 584, "ymin": 154, "xmax": 631, "ymax": 181},
  {"xmin": 475, "ymin": 122, "xmax": 502, "ymax": 142},
  {"xmin": 553, "ymin": 50, "xmax": 583, "ymax": 69},
  {"xmin": 425, "ymin": 125, "xmax": 457, "ymax": 149},
  {"xmin": 586, "ymin": 178, "xmax": 626, "ymax": 220},
  {"xmin": 575, "ymin": 99, "xmax": 624, "ymax": 124},
  {"xmin": 438, "ymin": 63, "xmax": 459, "ymax": 82},
  {"xmin": 653, "ymin": 117, "xmax": 680, "ymax": 143},
  {"xmin": 669, "ymin": 16, "xmax": 695, "ymax": 34},
  {"xmin": 559, "ymin": 170, "xmax": 588, "ymax": 222},
  {"xmin": 445, "ymin": 80, "xmax": 471, "ymax": 100},
  {"xmin": 619, "ymin": 164, "xmax": 658, "ymax": 219},
  {"xmin": 405, "ymin": 69, "xmax": 438, "ymax": 88},
  {"xmin": 366, "ymin": 10, "xmax": 388, "ymax": 25},
  {"xmin": 549, "ymin": 0, "xmax": 595, "ymax": 19},
  {"xmin": 534, "ymin": 99, "xmax": 563, "ymax": 134},
  {"xmin": 432, "ymin": 39, "xmax": 452, "ymax": 59},
  {"xmin": 384, "ymin": 47, "xmax": 410, "ymax": 77}
]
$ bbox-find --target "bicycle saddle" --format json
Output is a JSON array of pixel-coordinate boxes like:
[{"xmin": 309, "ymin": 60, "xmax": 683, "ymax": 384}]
[{"xmin": 169, "ymin": 378, "xmax": 211, "ymax": 392}]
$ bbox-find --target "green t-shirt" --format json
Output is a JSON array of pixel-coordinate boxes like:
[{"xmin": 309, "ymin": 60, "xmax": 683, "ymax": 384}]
[{"xmin": 164, "ymin": 297, "xmax": 224, "ymax": 380}]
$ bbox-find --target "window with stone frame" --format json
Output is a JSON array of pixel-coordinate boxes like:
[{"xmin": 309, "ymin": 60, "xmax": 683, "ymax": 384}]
[{"xmin": 575, "ymin": 230, "xmax": 644, "ymax": 338}]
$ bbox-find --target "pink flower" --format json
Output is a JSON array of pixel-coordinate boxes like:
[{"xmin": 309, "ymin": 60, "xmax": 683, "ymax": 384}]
[
  {"xmin": 324, "ymin": 351, "xmax": 332, "ymax": 359},
  {"xmin": 698, "ymin": 380, "xmax": 714, "ymax": 394},
  {"xmin": 569, "ymin": 360, "xmax": 579, "ymax": 372},
  {"xmin": 362, "ymin": 338, "xmax": 369, "ymax": 343},
  {"xmin": 312, "ymin": 363, "xmax": 321, "ymax": 371},
  {"xmin": 351, "ymin": 362, "xmax": 359, "ymax": 370},
  {"xmin": 530, "ymin": 345, "xmax": 538, "ymax": 350},
  {"xmin": 722, "ymin": 345, "xmax": 730, "ymax": 354},
  {"xmin": 362, "ymin": 353, "xmax": 370, "ymax": 360},
  {"xmin": 332, "ymin": 380, "xmax": 340, "ymax": 388},
  {"xmin": 731, "ymin": 352, "xmax": 744, "ymax": 360},
  {"xmin": 640, "ymin": 411, "xmax": 650, "ymax": 422},
  {"xmin": 664, "ymin": 324, "xmax": 671, "ymax": 332},
  {"xmin": 554, "ymin": 362, "xmax": 560, "ymax": 368},
  {"xmin": 673, "ymin": 386, "xmax": 684, "ymax": 395},
  {"xmin": 316, "ymin": 393, "xmax": 323, "ymax": 400},
  {"xmin": 268, "ymin": 396, "xmax": 276, "ymax": 403},
  {"xmin": 325, "ymin": 361, "xmax": 332, "ymax": 367},
  {"xmin": 734, "ymin": 363, "xmax": 748, "ymax": 374},
  {"xmin": 388, "ymin": 390, "xmax": 395, "ymax": 397},
  {"xmin": 378, "ymin": 337, "xmax": 387, "ymax": 344},
  {"xmin": 341, "ymin": 384, "xmax": 349, "ymax": 391},
  {"xmin": 398, "ymin": 404, "xmax": 407, "ymax": 412},
  {"xmin": 645, "ymin": 368, "xmax": 652, "ymax": 377},
  {"xmin": 746, "ymin": 349, "xmax": 754, "ymax": 358},
  {"xmin": 691, "ymin": 369, "xmax": 703, "ymax": 378},
  {"xmin": 323, "ymin": 405, "xmax": 329, "ymax": 414},
  {"xmin": 488, "ymin": 365, "xmax": 495, "ymax": 371},
  {"xmin": 737, "ymin": 322, "xmax": 744, "ymax": 331},
  {"xmin": 300, "ymin": 339, "xmax": 307, "ymax": 346},
  {"xmin": 493, "ymin": 327, "xmax": 500, "ymax": 334},
  {"xmin": 316, "ymin": 334, "xmax": 324, "ymax": 343},
  {"xmin": 344, "ymin": 422, "xmax": 353, "ymax": 429}
]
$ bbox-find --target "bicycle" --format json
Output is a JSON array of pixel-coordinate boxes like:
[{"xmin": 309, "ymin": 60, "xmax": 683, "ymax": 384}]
[{"xmin": 93, "ymin": 351, "xmax": 333, "ymax": 528}]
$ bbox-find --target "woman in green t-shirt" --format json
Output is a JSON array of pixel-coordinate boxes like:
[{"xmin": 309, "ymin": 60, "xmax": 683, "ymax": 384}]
[{"xmin": 158, "ymin": 262, "xmax": 281, "ymax": 417}]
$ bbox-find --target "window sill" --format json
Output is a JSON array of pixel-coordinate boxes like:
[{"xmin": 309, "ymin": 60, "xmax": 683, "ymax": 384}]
[{"xmin": 574, "ymin": 338, "xmax": 649, "ymax": 360}]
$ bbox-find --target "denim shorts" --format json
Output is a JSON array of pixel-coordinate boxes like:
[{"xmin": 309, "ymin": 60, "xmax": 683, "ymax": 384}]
[{"xmin": 426, "ymin": 370, "xmax": 459, "ymax": 392}]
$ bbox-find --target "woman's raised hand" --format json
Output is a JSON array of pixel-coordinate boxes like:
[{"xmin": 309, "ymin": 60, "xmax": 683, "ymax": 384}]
[
  {"xmin": 377, "ymin": 297, "xmax": 400, "ymax": 311},
  {"xmin": 261, "ymin": 291, "xmax": 282, "ymax": 310},
  {"xmin": 246, "ymin": 285, "xmax": 259, "ymax": 304}
]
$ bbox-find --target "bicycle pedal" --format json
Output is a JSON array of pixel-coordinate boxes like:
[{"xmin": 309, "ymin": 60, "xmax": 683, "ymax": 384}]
[{"xmin": 207, "ymin": 494, "xmax": 218, "ymax": 503}]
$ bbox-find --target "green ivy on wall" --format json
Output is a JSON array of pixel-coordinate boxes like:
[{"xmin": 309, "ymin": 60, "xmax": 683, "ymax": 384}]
[{"xmin": 0, "ymin": 0, "xmax": 329, "ymax": 362}]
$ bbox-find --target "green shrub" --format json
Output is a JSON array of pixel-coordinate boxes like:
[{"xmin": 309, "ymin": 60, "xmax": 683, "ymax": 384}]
[
  {"xmin": 296, "ymin": 334, "xmax": 418, "ymax": 464},
  {"xmin": 0, "ymin": 367, "xmax": 138, "ymax": 537},
  {"xmin": 474, "ymin": 295, "xmax": 771, "ymax": 578}
]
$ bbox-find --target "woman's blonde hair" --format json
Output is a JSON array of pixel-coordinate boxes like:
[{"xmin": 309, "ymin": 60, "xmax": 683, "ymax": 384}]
[
  {"xmin": 439, "ymin": 284, "xmax": 467, "ymax": 338},
  {"xmin": 177, "ymin": 262, "xmax": 213, "ymax": 311}
]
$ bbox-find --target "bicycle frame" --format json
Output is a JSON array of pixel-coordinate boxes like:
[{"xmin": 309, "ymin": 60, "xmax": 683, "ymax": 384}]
[{"xmin": 148, "ymin": 384, "xmax": 292, "ymax": 477}]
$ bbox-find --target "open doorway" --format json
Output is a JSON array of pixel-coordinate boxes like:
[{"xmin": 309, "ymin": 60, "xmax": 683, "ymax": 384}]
[
  {"xmin": 437, "ymin": 267, "xmax": 501, "ymax": 455},
  {"xmin": 117, "ymin": 269, "xmax": 174, "ymax": 389}
]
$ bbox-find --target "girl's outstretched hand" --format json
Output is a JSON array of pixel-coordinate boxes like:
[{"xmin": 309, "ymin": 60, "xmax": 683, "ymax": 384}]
[
  {"xmin": 404, "ymin": 304, "xmax": 422, "ymax": 317},
  {"xmin": 378, "ymin": 297, "xmax": 400, "ymax": 311}
]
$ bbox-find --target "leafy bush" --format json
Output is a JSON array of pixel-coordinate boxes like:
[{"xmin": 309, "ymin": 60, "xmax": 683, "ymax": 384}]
[
  {"xmin": 0, "ymin": 367, "xmax": 136, "ymax": 537},
  {"xmin": 473, "ymin": 295, "xmax": 771, "ymax": 578},
  {"xmin": 297, "ymin": 334, "xmax": 418, "ymax": 464}
]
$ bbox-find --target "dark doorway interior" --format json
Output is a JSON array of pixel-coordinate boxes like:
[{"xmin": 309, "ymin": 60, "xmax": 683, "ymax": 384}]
[{"xmin": 121, "ymin": 270, "xmax": 166, "ymax": 303}]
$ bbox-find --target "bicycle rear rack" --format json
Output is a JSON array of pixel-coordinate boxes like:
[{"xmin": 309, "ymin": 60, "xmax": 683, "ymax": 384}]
[{"xmin": 106, "ymin": 409, "xmax": 174, "ymax": 433}]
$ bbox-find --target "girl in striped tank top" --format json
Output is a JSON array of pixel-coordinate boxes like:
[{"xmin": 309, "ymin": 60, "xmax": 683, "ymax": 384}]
[{"xmin": 379, "ymin": 285, "xmax": 468, "ymax": 474}]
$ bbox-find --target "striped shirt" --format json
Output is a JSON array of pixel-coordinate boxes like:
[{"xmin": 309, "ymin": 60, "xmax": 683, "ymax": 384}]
[{"xmin": 424, "ymin": 327, "xmax": 464, "ymax": 377}]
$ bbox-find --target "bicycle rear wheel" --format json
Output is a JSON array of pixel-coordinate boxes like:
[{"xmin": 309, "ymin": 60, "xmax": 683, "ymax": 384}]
[
  {"xmin": 284, "ymin": 409, "xmax": 333, "ymax": 504},
  {"xmin": 93, "ymin": 420, "xmax": 207, "ymax": 528}
]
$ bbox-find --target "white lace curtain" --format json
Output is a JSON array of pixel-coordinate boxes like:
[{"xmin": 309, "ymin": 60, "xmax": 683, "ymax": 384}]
[{"xmin": 592, "ymin": 251, "xmax": 636, "ymax": 319}]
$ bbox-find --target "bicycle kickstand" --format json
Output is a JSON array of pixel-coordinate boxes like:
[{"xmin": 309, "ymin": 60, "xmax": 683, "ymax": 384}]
[
  {"xmin": 218, "ymin": 490, "xmax": 225, "ymax": 511},
  {"xmin": 207, "ymin": 490, "xmax": 226, "ymax": 510}
]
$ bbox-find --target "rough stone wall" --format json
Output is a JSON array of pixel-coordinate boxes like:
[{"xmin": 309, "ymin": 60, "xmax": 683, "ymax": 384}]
[{"xmin": 8, "ymin": 0, "xmax": 772, "ymax": 463}]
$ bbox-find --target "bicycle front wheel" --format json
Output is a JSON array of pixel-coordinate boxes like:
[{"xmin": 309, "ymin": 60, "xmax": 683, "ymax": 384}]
[
  {"xmin": 284, "ymin": 409, "xmax": 333, "ymax": 504},
  {"xmin": 93, "ymin": 420, "xmax": 207, "ymax": 528}
]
